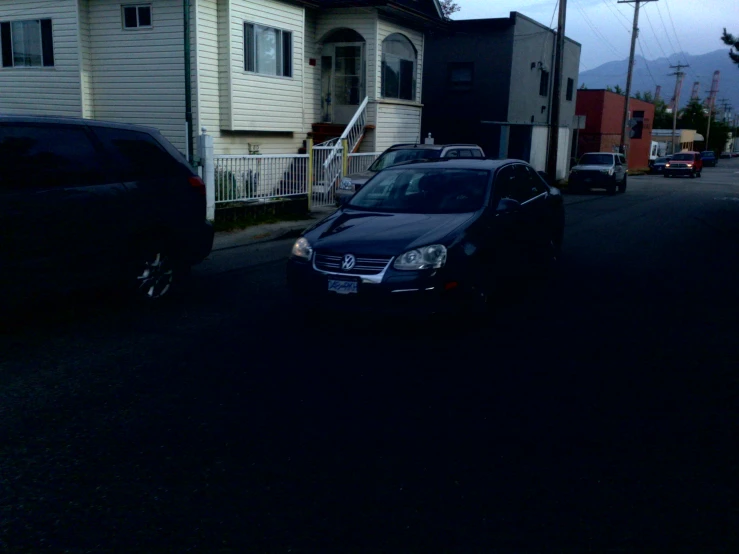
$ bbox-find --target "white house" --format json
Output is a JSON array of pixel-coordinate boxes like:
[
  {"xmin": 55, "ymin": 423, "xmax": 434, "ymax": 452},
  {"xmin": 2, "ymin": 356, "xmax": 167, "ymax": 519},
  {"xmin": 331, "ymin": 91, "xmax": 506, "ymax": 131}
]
[{"xmin": 0, "ymin": 0, "xmax": 444, "ymax": 158}]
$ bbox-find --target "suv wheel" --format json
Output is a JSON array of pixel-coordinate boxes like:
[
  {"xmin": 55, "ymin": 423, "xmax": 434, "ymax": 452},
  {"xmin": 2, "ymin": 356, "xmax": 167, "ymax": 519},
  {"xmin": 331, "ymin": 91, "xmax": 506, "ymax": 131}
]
[
  {"xmin": 133, "ymin": 246, "xmax": 180, "ymax": 300},
  {"xmin": 606, "ymin": 180, "xmax": 617, "ymax": 195},
  {"xmin": 618, "ymin": 175, "xmax": 627, "ymax": 193}
]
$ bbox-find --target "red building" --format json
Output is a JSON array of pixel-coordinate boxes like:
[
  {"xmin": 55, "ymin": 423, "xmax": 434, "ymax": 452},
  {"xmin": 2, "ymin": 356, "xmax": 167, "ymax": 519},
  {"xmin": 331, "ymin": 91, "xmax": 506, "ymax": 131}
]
[{"xmin": 575, "ymin": 90, "xmax": 655, "ymax": 169}]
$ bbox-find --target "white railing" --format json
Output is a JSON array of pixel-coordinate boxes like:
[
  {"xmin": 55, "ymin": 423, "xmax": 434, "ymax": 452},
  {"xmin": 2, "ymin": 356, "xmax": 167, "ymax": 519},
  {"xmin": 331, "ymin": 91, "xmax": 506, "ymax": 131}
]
[
  {"xmin": 323, "ymin": 96, "xmax": 369, "ymax": 168},
  {"xmin": 214, "ymin": 154, "xmax": 308, "ymax": 204},
  {"xmin": 312, "ymin": 144, "xmax": 343, "ymax": 207},
  {"xmin": 347, "ymin": 152, "xmax": 381, "ymax": 175}
]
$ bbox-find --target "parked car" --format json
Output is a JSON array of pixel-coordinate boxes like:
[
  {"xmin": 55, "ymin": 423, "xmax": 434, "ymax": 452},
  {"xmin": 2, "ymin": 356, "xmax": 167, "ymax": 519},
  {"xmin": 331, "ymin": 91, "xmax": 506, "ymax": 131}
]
[
  {"xmin": 701, "ymin": 150, "xmax": 717, "ymax": 167},
  {"xmin": 0, "ymin": 116, "xmax": 213, "ymax": 303},
  {"xmin": 720, "ymin": 151, "xmax": 732, "ymax": 159},
  {"xmin": 335, "ymin": 143, "xmax": 485, "ymax": 205},
  {"xmin": 568, "ymin": 152, "xmax": 628, "ymax": 194},
  {"xmin": 664, "ymin": 151, "xmax": 703, "ymax": 178},
  {"xmin": 650, "ymin": 156, "xmax": 670, "ymax": 174},
  {"xmin": 288, "ymin": 159, "xmax": 564, "ymax": 315}
]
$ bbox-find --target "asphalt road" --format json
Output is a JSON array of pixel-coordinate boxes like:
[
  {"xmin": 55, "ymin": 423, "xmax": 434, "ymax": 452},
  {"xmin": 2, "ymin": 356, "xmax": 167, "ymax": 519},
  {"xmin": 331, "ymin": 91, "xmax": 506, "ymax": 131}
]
[{"xmin": 2, "ymin": 160, "xmax": 739, "ymax": 551}]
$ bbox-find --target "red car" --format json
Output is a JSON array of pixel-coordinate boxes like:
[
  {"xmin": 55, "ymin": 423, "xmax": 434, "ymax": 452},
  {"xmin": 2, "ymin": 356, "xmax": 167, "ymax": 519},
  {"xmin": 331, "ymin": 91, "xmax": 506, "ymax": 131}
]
[{"xmin": 664, "ymin": 151, "xmax": 703, "ymax": 178}]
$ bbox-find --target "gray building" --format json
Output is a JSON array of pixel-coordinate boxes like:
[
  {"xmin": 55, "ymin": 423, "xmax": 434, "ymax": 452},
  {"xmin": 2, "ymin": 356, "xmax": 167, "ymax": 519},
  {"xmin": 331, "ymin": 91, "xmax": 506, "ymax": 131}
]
[{"xmin": 422, "ymin": 12, "xmax": 581, "ymax": 178}]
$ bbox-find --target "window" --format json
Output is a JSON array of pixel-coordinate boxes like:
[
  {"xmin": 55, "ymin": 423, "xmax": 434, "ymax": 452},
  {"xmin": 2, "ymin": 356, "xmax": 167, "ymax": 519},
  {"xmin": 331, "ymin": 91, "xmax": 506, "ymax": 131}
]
[
  {"xmin": 122, "ymin": 5, "xmax": 152, "ymax": 29},
  {"xmin": 348, "ymin": 168, "xmax": 489, "ymax": 214},
  {"xmin": 244, "ymin": 23, "xmax": 292, "ymax": 77},
  {"xmin": 448, "ymin": 62, "xmax": 473, "ymax": 92},
  {"xmin": 514, "ymin": 164, "xmax": 545, "ymax": 202},
  {"xmin": 566, "ymin": 78, "xmax": 574, "ymax": 101},
  {"xmin": 539, "ymin": 70, "xmax": 549, "ymax": 97},
  {"xmin": 91, "ymin": 127, "xmax": 186, "ymax": 181},
  {"xmin": 381, "ymin": 33, "xmax": 416, "ymax": 101},
  {"xmin": 0, "ymin": 124, "xmax": 105, "ymax": 189},
  {"xmin": 0, "ymin": 19, "xmax": 54, "ymax": 68}
]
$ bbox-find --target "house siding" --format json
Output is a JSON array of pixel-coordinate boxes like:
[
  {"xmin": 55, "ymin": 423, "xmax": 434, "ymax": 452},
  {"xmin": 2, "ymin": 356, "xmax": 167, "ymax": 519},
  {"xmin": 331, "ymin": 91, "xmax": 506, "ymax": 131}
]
[
  {"xmin": 375, "ymin": 101, "xmax": 421, "ymax": 150},
  {"xmin": 303, "ymin": 7, "xmax": 319, "ymax": 131},
  {"xmin": 78, "ymin": 0, "xmax": 94, "ymax": 117},
  {"xmin": 228, "ymin": 0, "xmax": 304, "ymax": 132},
  {"xmin": 196, "ymin": 0, "xmax": 305, "ymax": 155},
  {"xmin": 88, "ymin": 0, "xmax": 186, "ymax": 152},
  {"xmin": 0, "ymin": 0, "xmax": 83, "ymax": 117}
]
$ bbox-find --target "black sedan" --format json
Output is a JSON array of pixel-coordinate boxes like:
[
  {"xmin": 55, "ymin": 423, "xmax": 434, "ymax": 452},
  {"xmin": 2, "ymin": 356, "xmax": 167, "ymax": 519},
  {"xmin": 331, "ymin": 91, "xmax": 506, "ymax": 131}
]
[{"xmin": 287, "ymin": 159, "xmax": 565, "ymax": 314}]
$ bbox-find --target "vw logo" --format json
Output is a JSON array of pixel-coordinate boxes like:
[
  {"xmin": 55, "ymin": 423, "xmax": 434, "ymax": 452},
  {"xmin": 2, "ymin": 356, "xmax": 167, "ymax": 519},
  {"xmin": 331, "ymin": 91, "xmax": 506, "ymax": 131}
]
[{"xmin": 341, "ymin": 254, "xmax": 356, "ymax": 271}]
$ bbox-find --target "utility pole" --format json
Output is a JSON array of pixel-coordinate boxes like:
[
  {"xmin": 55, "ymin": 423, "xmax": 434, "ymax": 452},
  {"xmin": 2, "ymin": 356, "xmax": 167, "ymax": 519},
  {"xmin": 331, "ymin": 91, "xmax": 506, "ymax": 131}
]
[
  {"xmin": 704, "ymin": 71, "xmax": 720, "ymax": 151},
  {"xmin": 669, "ymin": 63, "xmax": 688, "ymax": 154},
  {"xmin": 546, "ymin": 0, "xmax": 567, "ymax": 181},
  {"xmin": 617, "ymin": 0, "xmax": 657, "ymax": 163}
]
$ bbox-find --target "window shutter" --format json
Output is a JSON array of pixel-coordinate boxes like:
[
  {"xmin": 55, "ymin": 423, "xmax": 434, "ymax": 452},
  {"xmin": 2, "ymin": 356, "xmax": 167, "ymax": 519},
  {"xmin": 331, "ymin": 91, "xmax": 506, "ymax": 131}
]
[
  {"xmin": 244, "ymin": 23, "xmax": 254, "ymax": 71},
  {"xmin": 41, "ymin": 19, "xmax": 54, "ymax": 67},
  {"xmin": 282, "ymin": 31, "xmax": 292, "ymax": 77},
  {"xmin": 0, "ymin": 22, "xmax": 11, "ymax": 68},
  {"xmin": 380, "ymin": 58, "xmax": 387, "ymax": 97}
]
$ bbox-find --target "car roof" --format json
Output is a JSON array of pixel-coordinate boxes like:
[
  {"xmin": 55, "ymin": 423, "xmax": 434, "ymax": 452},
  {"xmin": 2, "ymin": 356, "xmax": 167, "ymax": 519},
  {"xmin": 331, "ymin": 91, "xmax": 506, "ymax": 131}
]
[
  {"xmin": 387, "ymin": 143, "xmax": 483, "ymax": 151},
  {"xmin": 382, "ymin": 158, "xmax": 520, "ymax": 170},
  {"xmin": 0, "ymin": 114, "xmax": 160, "ymax": 134}
]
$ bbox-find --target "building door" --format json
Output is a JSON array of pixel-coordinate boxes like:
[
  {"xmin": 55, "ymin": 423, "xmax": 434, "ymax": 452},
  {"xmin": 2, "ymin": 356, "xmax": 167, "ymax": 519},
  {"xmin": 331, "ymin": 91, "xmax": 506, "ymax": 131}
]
[{"xmin": 320, "ymin": 42, "xmax": 364, "ymax": 125}]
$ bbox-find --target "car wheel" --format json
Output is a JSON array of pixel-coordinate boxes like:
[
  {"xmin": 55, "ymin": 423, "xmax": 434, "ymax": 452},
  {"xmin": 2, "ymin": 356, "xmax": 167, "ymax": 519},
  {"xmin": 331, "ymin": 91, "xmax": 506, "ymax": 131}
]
[
  {"xmin": 698, "ymin": 171, "xmax": 702, "ymax": 178},
  {"xmin": 664, "ymin": 173, "xmax": 669, "ymax": 178},
  {"xmin": 132, "ymin": 245, "xmax": 181, "ymax": 301},
  {"xmin": 606, "ymin": 180, "xmax": 617, "ymax": 195},
  {"xmin": 690, "ymin": 170, "xmax": 696, "ymax": 179},
  {"xmin": 618, "ymin": 175, "xmax": 627, "ymax": 193}
]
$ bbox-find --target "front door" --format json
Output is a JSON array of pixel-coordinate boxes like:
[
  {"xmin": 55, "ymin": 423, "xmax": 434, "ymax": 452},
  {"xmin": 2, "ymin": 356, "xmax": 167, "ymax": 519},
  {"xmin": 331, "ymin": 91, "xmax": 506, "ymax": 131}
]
[{"xmin": 321, "ymin": 43, "xmax": 364, "ymax": 124}]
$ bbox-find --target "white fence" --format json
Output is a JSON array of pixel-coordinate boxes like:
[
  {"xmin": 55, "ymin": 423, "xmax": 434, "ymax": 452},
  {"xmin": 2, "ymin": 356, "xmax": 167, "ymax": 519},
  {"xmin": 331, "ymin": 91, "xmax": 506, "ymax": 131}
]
[
  {"xmin": 348, "ymin": 152, "xmax": 381, "ymax": 175},
  {"xmin": 214, "ymin": 154, "xmax": 308, "ymax": 204}
]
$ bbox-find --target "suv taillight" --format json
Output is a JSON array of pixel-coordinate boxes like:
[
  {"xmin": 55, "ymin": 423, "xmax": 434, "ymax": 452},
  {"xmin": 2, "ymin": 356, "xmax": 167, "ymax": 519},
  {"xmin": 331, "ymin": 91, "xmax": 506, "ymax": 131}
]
[{"xmin": 188, "ymin": 175, "xmax": 206, "ymax": 196}]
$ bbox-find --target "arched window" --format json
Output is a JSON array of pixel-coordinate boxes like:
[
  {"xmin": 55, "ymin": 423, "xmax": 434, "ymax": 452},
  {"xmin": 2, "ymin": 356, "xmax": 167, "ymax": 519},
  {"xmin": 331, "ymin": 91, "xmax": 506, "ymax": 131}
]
[{"xmin": 381, "ymin": 33, "xmax": 416, "ymax": 101}]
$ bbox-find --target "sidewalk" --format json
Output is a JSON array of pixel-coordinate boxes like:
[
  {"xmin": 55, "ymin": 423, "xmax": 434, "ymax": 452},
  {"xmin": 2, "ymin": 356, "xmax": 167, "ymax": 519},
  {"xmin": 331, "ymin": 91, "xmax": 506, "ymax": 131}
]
[{"xmin": 212, "ymin": 206, "xmax": 336, "ymax": 251}]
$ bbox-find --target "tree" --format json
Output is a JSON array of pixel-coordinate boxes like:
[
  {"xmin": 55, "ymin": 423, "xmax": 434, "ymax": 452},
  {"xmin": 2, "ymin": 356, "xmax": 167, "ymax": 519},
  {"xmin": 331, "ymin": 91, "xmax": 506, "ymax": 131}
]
[
  {"xmin": 722, "ymin": 28, "xmax": 739, "ymax": 66},
  {"xmin": 642, "ymin": 91, "xmax": 654, "ymax": 103},
  {"xmin": 652, "ymin": 98, "xmax": 673, "ymax": 129},
  {"xmin": 606, "ymin": 85, "xmax": 613, "ymax": 92},
  {"xmin": 439, "ymin": 0, "xmax": 460, "ymax": 19},
  {"xmin": 614, "ymin": 84, "xmax": 624, "ymax": 95},
  {"xmin": 633, "ymin": 91, "xmax": 643, "ymax": 100}
]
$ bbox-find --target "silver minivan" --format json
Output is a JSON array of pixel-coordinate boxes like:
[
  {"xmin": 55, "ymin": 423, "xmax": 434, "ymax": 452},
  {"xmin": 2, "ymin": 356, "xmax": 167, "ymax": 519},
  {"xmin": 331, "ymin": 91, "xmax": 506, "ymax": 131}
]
[{"xmin": 568, "ymin": 152, "xmax": 627, "ymax": 194}]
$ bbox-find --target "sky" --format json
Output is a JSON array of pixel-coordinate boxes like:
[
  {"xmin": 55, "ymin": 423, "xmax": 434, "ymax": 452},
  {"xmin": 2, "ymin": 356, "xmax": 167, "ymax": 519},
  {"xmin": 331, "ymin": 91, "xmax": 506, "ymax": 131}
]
[{"xmin": 453, "ymin": 0, "xmax": 738, "ymax": 76}]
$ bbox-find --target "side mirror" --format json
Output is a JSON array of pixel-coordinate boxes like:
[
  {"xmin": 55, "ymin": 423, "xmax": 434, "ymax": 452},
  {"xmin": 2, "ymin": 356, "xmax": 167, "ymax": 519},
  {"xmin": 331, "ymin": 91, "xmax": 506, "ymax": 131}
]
[{"xmin": 496, "ymin": 197, "xmax": 520, "ymax": 213}]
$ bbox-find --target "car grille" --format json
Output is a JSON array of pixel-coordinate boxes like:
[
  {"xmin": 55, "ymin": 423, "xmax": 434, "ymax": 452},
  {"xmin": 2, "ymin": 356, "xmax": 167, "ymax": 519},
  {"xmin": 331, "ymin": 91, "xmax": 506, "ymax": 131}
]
[
  {"xmin": 574, "ymin": 169, "xmax": 605, "ymax": 178},
  {"xmin": 314, "ymin": 253, "xmax": 393, "ymax": 275},
  {"xmin": 670, "ymin": 163, "xmax": 688, "ymax": 168}
]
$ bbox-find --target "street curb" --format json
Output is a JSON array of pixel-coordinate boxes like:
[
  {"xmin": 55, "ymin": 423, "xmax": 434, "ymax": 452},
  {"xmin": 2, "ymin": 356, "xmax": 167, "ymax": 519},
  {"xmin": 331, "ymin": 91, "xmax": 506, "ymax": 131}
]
[{"xmin": 212, "ymin": 223, "xmax": 309, "ymax": 252}]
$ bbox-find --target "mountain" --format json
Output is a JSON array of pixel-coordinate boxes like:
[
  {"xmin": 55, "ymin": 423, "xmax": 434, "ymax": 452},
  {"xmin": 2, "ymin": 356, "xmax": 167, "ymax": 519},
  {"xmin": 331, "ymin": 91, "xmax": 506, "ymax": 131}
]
[{"xmin": 578, "ymin": 49, "xmax": 739, "ymax": 111}]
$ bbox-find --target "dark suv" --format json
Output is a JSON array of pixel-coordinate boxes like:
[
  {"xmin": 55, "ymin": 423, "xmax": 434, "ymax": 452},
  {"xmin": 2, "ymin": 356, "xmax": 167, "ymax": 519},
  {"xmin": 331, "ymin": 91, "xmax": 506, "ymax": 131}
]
[
  {"xmin": 0, "ymin": 116, "xmax": 213, "ymax": 302},
  {"xmin": 336, "ymin": 143, "xmax": 485, "ymax": 204}
]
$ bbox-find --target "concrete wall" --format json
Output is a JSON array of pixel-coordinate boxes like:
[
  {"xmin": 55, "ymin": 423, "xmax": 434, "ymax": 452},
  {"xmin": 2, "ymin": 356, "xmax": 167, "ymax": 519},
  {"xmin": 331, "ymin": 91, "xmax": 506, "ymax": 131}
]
[
  {"xmin": 576, "ymin": 90, "xmax": 656, "ymax": 169},
  {"xmin": 421, "ymin": 18, "xmax": 514, "ymax": 154}
]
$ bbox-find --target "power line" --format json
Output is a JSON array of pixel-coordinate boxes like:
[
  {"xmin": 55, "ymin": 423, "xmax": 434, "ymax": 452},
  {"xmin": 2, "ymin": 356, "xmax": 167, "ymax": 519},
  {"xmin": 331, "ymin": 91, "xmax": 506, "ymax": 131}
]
[
  {"xmin": 637, "ymin": 39, "xmax": 658, "ymax": 88},
  {"xmin": 642, "ymin": 8, "xmax": 670, "ymax": 60},
  {"xmin": 601, "ymin": 0, "xmax": 631, "ymax": 32},
  {"xmin": 663, "ymin": 0, "xmax": 701, "ymax": 85},
  {"xmin": 573, "ymin": 0, "xmax": 626, "ymax": 59}
]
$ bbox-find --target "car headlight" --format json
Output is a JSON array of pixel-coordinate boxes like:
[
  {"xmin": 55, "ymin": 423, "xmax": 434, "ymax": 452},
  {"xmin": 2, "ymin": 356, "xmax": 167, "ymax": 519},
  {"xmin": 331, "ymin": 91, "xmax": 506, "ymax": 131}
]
[
  {"xmin": 339, "ymin": 178, "xmax": 353, "ymax": 190},
  {"xmin": 291, "ymin": 237, "xmax": 313, "ymax": 260},
  {"xmin": 666, "ymin": 163, "xmax": 671, "ymax": 167},
  {"xmin": 601, "ymin": 168, "xmax": 614, "ymax": 175},
  {"xmin": 393, "ymin": 244, "xmax": 447, "ymax": 270},
  {"xmin": 687, "ymin": 163, "xmax": 693, "ymax": 168}
]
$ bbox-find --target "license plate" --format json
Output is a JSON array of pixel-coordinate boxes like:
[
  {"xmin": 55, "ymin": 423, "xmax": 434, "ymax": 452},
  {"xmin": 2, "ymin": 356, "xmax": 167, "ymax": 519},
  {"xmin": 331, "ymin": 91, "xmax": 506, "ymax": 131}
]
[{"xmin": 328, "ymin": 278, "xmax": 358, "ymax": 295}]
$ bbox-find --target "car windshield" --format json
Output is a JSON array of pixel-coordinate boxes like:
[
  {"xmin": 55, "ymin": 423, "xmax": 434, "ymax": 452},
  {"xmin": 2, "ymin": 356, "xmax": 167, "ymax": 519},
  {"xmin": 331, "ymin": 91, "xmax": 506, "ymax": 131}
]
[
  {"xmin": 579, "ymin": 153, "xmax": 613, "ymax": 165},
  {"xmin": 671, "ymin": 153, "xmax": 694, "ymax": 161},
  {"xmin": 701, "ymin": 151, "xmax": 714, "ymax": 157},
  {"xmin": 347, "ymin": 168, "xmax": 490, "ymax": 214},
  {"xmin": 368, "ymin": 149, "xmax": 441, "ymax": 171},
  {"xmin": 655, "ymin": 157, "xmax": 669, "ymax": 163}
]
